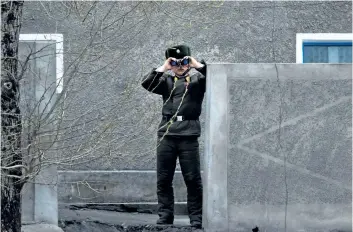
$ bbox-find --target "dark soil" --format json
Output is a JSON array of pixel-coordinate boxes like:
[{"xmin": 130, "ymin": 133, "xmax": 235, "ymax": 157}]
[{"xmin": 59, "ymin": 220, "xmax": 202, "ymax": 232}]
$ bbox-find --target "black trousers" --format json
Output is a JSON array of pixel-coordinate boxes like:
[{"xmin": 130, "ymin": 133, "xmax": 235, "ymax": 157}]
[{"xmin": 156, "ymin": 136, "xmax": 203, "ymax": 223}]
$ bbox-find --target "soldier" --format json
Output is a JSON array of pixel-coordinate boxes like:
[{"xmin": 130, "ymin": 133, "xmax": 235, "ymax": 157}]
[{"xmin": 141, "ymin": 45, "xmax": 206, "ymax": 229}]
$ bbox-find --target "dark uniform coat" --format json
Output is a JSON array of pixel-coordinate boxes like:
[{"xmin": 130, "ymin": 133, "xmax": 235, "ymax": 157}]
[{"xmin": 141, "ymin": 62, "xmax": 207, "ymax": 137}]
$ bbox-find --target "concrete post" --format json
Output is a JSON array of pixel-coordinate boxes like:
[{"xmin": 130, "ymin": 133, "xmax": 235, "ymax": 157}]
[
  {"xmin": 203, "ymin": 64, "xmax": 229, "ymax": 232},
  {"xmin": 19, "ymin": 39, "xmax": 63, "ymax": 232}
]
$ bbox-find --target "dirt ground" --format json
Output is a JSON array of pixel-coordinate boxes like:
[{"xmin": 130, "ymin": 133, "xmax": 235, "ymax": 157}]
[{"xmin": 58, "ymin": 205, "xmax": 202, "ymax": 232}]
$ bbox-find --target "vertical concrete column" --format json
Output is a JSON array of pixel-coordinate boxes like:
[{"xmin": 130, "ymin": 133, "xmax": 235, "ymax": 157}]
[
  {"xmin": 21, "ymin": 136, "xmax": 60, "ymax": 225},
  {"xmin": 20, "ymin": 39, "xmax": 60, "ymax": 227},
  {"xmin": 21, "ymin": 128, "xmax": 60, "ymax": 226},
  {"xmin": 203, "ymin": 64, "xmax": 229, "ymax": 232},
  {"xmin": 34, "ymin": 165, "xmax": 59, "ymax": 224},
  {"xmin": 22, "ymin": 182, "xmax": 35, "ymax": 223}
]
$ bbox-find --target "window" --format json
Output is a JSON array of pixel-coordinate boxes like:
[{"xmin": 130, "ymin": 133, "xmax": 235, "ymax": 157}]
[
  {"xmin": 296, "ymin": 33, "xmax": 352, "ymax": 63},
  {"xmin": 19, "ymin": 34, "xmax": 64, "ymax": 93}
]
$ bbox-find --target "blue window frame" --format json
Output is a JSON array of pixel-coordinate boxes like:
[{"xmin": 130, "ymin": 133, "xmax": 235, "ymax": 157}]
[{"xmin": 303, "ymin": 41, "xmax": 352, "ymax": 63}]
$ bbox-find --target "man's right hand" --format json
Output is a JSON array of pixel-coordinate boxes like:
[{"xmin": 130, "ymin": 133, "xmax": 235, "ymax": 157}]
[{"xmin": 156, "ymin": 58, "xmax": 174, "ymax": 72}]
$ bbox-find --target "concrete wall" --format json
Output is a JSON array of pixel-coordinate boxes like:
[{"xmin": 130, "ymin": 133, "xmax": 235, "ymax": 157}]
[
  {"xmin": 19, "ymin": 1, "xmax": 352, "ymax": 206},
  {"xmin": 203, "ymin": 63, "xmax": 352, "ymax": 232},
  {"xmin": 18, "ymin": 41, "xmax": 61, "ymax": 228},
  {"xmin": 58, "ymin": 170, "xmax": 187, "ymax": 204}
]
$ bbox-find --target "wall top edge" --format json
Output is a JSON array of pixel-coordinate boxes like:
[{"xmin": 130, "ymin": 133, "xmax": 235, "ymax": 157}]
[
  {"xmin": 207, "ymin": 63, "xmax": 352, "ymax": 80},
  {"xmin": 207, "ymin": 63, "xmax": 352, "ymax": 66}
]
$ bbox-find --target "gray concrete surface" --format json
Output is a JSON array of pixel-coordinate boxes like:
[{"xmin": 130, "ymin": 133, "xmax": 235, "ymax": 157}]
[
  {"xmin": 18, "ymin": 41, "xmax": 60, "ymax": 225},
  {"xmin": 34, "ymin": 165, "xmax": 60, "ymax": 225},
  {"xmin": 58, "ymin": 170, "xmax": 190, "ymax": 204},
  {"xmin": 22, "ymin": 224, "xmax": 64, "ymax": 232},
  {"xmin": 205, "ymin": 63, "xmax": 352, "ymax": 232},
  {"xmin": 22, "ymin": 181, "xmax": 35, "ymax": 223},
  {"xmin": 202, "ymin": 64, "xmax": 229, "ymax": 232}
]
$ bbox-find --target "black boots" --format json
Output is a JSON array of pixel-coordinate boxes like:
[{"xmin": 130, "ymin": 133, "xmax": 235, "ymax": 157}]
[
  {"xmin": 156, "ymin": 217, "xmax": 173, "ymax": 225},
  {"xmin": 156, "ymin": 136, "xmax": 203, "ymax": 229},
  {"xmin": 156, "ymin": 218, "xmax": 202, "ymax": 229},
  {"xmin": 191, "ymin": 220, "xmax": 202, "ymax": 229}
]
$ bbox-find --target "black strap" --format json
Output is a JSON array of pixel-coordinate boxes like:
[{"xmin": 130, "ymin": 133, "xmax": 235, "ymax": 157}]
[
  {"xmin": 162, "ymin": 115, "xmax": 199, "ymax": 121},
  {"xmin": 166, "ymin": 76, "xmax": 174, "ymax": 94}
]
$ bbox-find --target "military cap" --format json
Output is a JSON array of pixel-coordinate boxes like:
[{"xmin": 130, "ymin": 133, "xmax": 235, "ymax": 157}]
[{"xmin": 165, "ymin": 45, "xmax": 191, "ymax": 59}]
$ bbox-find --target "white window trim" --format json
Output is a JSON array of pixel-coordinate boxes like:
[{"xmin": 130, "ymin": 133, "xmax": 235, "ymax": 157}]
[
  {"xmin": 296, "ymin": 33, "xmax": 353, "ymax": 63},
  {"xmin": 19, "ymin": 34, "xmax": 64, "ymax": 93}
]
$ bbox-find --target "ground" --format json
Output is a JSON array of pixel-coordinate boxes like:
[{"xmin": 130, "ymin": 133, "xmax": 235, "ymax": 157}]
[{"xmin": 58, "ymin": 205, "xmax": 203, "ymax": 232}]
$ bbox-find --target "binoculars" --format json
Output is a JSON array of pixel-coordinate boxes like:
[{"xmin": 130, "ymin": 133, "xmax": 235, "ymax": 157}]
[{"xmin": 170, "ymin": 57, "xmax": 190, "ymax": 67}]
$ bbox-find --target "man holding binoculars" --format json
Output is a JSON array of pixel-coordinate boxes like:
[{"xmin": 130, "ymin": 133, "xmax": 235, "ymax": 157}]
[{"xmin": 141, "ymin": 45, "xmax": 206, "ymax": 229}]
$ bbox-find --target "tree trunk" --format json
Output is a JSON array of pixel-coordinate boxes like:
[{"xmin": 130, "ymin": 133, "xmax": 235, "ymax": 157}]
[{"xmin": 1, "ymin": 1, "xmax": 24, "ymax": 232}]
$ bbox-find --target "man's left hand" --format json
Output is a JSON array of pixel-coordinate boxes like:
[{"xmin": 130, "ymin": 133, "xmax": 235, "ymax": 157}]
[{"xmin": 187, "ymin": 56, "xmax": 204, "ymax": 69}]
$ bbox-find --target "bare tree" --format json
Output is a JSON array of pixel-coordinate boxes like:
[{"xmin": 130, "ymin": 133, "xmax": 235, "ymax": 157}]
[
  {"xmin": 1, "ymin": 0, "xmax": 26, "ymax": 231},
  {"xmin": 1, "ymin": 1, "xmax": 174, "ymax": 231},
  {"xmin": 1, "ymin": 1, "xmax": 229, "ymax": 231},
  {"xmin": 1, "ymin": 1, "xmax": 25, "ymax": 231}
]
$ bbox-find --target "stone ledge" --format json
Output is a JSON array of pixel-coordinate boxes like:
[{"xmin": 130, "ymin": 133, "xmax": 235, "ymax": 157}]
[
  {"xmin": 222, "ymin": 63, "xmax": 352, "ymax": 80},
  {"xmin": 61, "ymin": 202, "xmax": 188, "ymax": 215},
  {"xmin": 22, "ymin": 224, "xmax": 64, "ymax": 232},
  {"xmin": 58, "ymin": 171, "xmax": 191, "ymax": 203}
]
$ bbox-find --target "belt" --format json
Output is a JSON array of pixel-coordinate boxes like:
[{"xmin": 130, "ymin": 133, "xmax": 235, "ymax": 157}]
[{"xmin": 163, "ymin": 115, "xmax": 199, "ymax": 122}]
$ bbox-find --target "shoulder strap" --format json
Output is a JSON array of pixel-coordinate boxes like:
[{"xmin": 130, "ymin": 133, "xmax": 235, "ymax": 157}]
[
  {"xmin": 190, "ymin": 74, "xmax": 197, "ymax": 82},
  {"xmin": 166, "ymin": 75, "xmax": 174, "ymax": 93}
]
